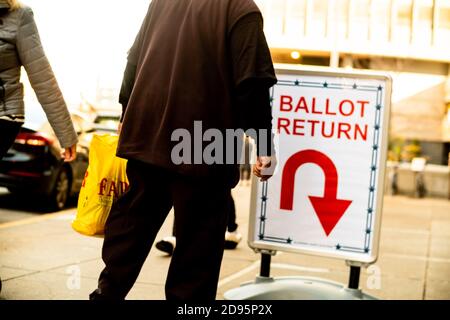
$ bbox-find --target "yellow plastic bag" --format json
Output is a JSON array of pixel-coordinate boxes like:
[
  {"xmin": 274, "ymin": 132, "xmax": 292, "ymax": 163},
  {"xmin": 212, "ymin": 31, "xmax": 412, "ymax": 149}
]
[{"xmin": 72, "ymin": 134, "xmax": 129, "ymax": 236}]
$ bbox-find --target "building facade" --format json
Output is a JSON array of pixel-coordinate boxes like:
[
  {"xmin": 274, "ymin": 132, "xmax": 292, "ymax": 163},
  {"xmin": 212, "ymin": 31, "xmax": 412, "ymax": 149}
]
[{"xmin": 256, "ymin": 0, "xmax": 450, "ymax": 164}]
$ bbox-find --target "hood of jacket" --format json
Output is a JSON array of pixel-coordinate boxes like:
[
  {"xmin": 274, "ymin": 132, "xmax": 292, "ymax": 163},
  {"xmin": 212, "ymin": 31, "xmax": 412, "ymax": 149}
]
[
  {"xmin": 0, "ymin": 0, "xmax": 10, "ymax": 9},
  {"xmin": 0, "ymin": 0, "xmax": 10, "ymax": 15}
]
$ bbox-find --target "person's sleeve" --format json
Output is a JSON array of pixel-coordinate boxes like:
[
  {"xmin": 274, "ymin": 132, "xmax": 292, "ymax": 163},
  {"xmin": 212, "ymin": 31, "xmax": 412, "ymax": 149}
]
[
  {"xmin": 16, "ymin": 7, "xmax": 78, "ymax": 148},
  {"xmin": 127, "ymin": 2, "xmax": 154, "ymax": 65},
  {"xmin": 235, "ymin": 84, "xmax": 275, "ymax": 156},
  {"xmin": 230, "ymin": 13, "xmax": 277, "ymax": 156},
  {"xmin": 229, "ymin": 13, "xmax": 277, "ymax": 89},
  {"xmin": 119, "ymin": 61, "xmax": 137, "ymax": 122},
  {"xmin": 119, "ymin": 2, "xmax": 153, "ymax": 121}
]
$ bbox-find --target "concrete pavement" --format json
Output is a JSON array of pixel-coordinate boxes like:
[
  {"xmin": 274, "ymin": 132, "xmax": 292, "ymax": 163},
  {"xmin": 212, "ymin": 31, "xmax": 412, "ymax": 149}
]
[{"xmin": 0, "ymin": 185, "xmax": 449, "ymax": 300}]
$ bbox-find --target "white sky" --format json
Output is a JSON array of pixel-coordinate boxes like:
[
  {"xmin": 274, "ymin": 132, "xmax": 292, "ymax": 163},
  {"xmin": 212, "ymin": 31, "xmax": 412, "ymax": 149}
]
[
  {"xmin": 22, "ymin": 0, "xmax": 150, "ymax": 109},
  {"xmin": 20, "ymin": 0, "xmax": 447, "ymax": 116}
]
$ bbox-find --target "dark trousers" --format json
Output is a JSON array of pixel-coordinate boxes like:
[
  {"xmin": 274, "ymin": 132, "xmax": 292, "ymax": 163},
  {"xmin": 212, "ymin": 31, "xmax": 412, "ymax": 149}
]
[
  {"xmin": 0, "ymin": 120, "xmax": 22, "ymax": 160},
  {"xmin": 172, "ymin": 192, "xmax": 237, "ymax": 236},
  {"xmin": 227, "ymin": 195, "xmax": 238, "ymax": 232},
  {"xmin": 94, "ymin": 160, "xmax": 231, "ymax": 301}
]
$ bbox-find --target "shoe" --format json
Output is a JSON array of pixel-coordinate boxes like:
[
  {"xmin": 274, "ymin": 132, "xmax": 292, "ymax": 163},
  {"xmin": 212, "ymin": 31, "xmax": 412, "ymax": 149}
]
[
  {"xmin": 155, "ymin": 236, "xmax": 176, "ymax": 256},
  {"xmin": 224, "ymin": 231, "xmax": 242, "ymax": 250},
  {"xmin": 89, "ymin": 288, "xmax": 123, "ymax": 301}
]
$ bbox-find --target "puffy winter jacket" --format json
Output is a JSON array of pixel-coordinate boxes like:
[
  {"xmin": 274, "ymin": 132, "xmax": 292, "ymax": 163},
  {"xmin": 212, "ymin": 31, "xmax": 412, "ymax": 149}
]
[{"xmin": 0, "ymin": 1, "xmax": 77, "ymax": 148}]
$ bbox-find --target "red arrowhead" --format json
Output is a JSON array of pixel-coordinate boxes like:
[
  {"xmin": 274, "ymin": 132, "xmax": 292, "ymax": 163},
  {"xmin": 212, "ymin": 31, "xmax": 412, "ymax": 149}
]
[
  {"xmin": 281, "ymin": 150, "xmax": 353, "ymax": 237},
  {"xmin": 308, "ymin": 196, "xmax": 352, "ymax": 236}
]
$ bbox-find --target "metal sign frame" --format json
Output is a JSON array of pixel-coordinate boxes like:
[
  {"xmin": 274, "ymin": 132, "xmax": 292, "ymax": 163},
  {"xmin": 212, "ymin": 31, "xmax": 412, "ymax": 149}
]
[{"xmin": 248, "ymin": 65, "xmax": 393, "ymax": 264}]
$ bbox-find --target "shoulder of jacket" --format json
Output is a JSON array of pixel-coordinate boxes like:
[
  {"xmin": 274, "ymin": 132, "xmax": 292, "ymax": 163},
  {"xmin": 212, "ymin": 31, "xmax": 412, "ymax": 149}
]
[
  {"xmin": 229, "ymin": 0, "xmax": 260, "ymax": 11},
  {"xmin": 0, "ymin": 4, "xmax": 29, "ymax": 21},
  {"xmin": 227, "ymin": 0, "xmax": 262, "ymax": 30},
  {"xmin": 228, "ymin": 0, "xmax": 260, "ymax": 18},
  {"xmin": 16, "ymin": 5, "xmax": 34, "ymax": 23}
]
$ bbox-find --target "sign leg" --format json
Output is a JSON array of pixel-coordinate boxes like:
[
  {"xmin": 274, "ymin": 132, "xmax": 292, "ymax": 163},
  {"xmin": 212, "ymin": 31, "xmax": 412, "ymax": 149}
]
[
  {"xmin": 260, "ymin": 253, "xmax": 272, "ymax": 277},
  {"xmin": 348, "ymin": 266, "xmax": 361, "ymax": 289}
]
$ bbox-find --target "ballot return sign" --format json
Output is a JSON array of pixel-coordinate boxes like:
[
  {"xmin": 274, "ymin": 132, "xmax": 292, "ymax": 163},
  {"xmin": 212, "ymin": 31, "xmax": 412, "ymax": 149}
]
[{"xmin": 249, "ymin": 66, "xmax": 392, "ymax": 264}]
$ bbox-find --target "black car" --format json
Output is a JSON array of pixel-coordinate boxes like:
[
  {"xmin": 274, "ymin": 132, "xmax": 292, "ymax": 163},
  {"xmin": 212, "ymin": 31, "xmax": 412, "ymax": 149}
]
[{"xmin": 0, "ymin": 109, "xmax": 94, "ymax": 210}]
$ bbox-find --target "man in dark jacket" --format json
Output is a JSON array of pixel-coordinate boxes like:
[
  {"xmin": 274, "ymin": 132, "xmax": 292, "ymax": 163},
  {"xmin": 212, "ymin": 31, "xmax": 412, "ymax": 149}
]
[{"xmin": 91, "ymin": 0, "xmax": 277, "ymax": 301}]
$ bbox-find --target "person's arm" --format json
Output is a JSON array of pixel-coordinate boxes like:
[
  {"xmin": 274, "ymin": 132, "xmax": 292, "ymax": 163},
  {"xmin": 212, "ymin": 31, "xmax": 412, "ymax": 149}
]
[
  {"xmin": 236, "ymin": 80, "xmax": 276, "ymax": 181},
  {"xmin": 229, "ymin": 13, "xmax": 277, "ymax": 180},
  {"xmin": 229, "ymin": 13, "xmax": 277, "ymax": 89},
  {"xmin": 235, "ymin": 82, "xmax": 274, "ymax": 156},
  {"xmin": 118, "ymin": 2, "xmax": 154, "ymax": 127},
  {"xmin": 119, "ymin": 61, "xmax": 137, "ymax": 123},
  {"xmin": 16, "ymin": 7, "xmax": 77, "ymax": 161}
]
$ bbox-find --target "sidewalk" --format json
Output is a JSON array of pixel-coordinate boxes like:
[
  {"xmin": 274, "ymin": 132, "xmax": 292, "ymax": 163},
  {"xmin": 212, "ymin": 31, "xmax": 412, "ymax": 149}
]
[{"xmin": 0, "ymin": 185, "xmax": 449, "ymax": 300}]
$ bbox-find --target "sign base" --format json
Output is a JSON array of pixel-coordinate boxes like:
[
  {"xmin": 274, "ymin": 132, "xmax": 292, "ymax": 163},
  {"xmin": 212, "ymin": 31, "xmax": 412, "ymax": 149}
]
[{"xmin": 223, "ymin": 276, "xmax": 377, "ymax": 300}]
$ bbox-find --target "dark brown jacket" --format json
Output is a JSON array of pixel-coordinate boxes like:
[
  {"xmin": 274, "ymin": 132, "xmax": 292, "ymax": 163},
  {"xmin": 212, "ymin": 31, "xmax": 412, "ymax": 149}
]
[{"xmin": 118, "ymin": 0, "xmax": 276, "ymax": 184}]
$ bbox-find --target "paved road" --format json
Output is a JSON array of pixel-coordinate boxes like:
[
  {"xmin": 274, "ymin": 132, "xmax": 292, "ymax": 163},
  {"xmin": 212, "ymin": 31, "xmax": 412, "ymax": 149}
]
[
  {"xmin": 0, "ymin": 185, "xmax": 449, "ymax": 300},
  {"xmin": 0, "ymin": 188, "xmax": 70, "ymax": 224}
]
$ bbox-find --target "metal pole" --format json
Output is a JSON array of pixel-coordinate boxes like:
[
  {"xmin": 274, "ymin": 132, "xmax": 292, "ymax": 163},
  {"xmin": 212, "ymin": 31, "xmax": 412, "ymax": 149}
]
[
  {"xmin": 348, "ymin": 266, "xmax": 361, "ymax": 289},
  {"xmin": 260, "ymin": 253, "xmax": 272, "ymax": 277}
]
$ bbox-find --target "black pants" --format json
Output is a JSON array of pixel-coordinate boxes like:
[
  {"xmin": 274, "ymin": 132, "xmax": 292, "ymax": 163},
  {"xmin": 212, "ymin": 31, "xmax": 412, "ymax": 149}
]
[
  {"xmin": 227, "ymin": 195, "xmax": 238, "ymax": 232},
  {"xmin": 94, "ymin": 160, "xmax": 231, "ymax": 301},
  {"xmin": 0, "ymin": 120, "xmax": 22, "ymax": 160},
  {"xmin": 171, "ymin": 193, "xmax": 237, "ymax": 236}
]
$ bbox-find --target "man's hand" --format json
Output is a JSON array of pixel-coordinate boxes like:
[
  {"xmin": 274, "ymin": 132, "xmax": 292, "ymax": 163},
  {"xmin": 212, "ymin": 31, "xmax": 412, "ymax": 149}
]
[
  {"xmin": 62, "ymin": 144, "xmax": 77, "ymax": 162},
  {"xmin": 253, "ymin": 156, "xmax": 276, "ymax": 182}
]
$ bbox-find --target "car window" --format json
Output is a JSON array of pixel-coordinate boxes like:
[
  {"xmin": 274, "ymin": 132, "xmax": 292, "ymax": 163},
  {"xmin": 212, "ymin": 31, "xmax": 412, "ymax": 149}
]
[
  {"xmin": 71, "ymin": 115, "xmax": 83, "ymax": 133},
  {"xmin": 72, "ymin": 114, "xmax": 94, "ymax": 133},
  {"xmin": 95, "ymin": 116, "xmax": 120, "ymax": 126}
]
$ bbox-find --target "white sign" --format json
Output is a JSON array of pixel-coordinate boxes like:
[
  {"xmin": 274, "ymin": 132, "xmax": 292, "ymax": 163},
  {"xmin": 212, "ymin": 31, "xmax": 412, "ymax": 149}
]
[{"xmin": 249, "ymin": 67, "xmax": 392, "ymax": 263}]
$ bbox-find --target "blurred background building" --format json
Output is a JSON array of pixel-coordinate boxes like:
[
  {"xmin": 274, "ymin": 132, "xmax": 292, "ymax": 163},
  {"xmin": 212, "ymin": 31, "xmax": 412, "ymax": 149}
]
[
  {"xmin": 21, "ymin": 0, "xmax": 450, "ymax": 197},
  {"xmin": 255, "ymin": 0, "xmax": 450, "ymax": 166}
]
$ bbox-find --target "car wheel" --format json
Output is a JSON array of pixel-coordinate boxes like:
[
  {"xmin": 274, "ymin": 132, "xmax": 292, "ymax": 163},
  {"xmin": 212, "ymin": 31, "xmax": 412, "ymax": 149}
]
[{"xmin": 50, "ymin": 167, "xmax": 70, "ymax": 211}]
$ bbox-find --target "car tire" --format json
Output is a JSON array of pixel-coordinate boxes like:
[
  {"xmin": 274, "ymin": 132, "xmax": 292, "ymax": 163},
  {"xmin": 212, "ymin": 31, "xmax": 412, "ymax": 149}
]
[{"xmin": 48, "ymin": 167, "xmax": 71, "ymax": 211}]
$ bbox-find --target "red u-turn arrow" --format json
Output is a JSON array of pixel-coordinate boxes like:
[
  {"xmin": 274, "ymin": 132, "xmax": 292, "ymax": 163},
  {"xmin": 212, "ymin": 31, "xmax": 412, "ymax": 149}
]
[{"xmin": 280, "ymin": 150, "xmax": 352, "ymax": 236}]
